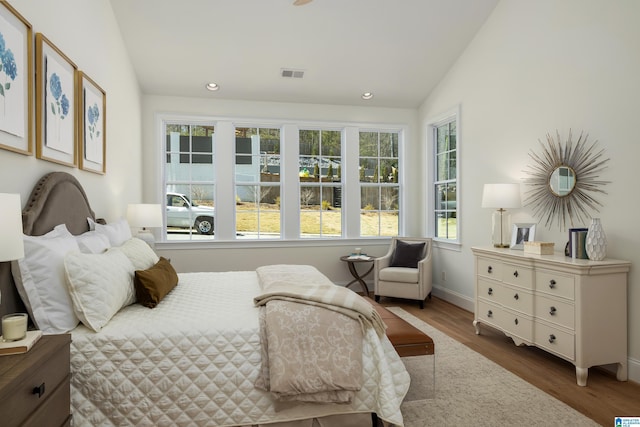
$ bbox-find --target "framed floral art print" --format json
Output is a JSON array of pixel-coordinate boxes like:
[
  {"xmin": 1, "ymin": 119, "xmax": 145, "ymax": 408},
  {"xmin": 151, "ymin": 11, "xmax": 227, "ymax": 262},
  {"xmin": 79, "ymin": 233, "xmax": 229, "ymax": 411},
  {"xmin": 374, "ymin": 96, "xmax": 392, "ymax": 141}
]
[
  {"xmin": 77, "ymin": 72, "xmax": 105, "ymax": 174},
  {"xmin": 35, "ymin": 32, "xmax": 77, "ymax": 167},
  {"xmin": 0, "ymin": 2, "xmax": 33, "ymax": 155}
]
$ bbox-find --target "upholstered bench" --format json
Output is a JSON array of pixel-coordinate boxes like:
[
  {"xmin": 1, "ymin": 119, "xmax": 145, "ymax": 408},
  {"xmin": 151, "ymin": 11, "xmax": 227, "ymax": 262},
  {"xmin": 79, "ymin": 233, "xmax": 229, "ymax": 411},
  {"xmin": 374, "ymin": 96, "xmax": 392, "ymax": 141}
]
[{"xmin": 366, "ymin": 297, "xmax": 434, "ymax": 357}]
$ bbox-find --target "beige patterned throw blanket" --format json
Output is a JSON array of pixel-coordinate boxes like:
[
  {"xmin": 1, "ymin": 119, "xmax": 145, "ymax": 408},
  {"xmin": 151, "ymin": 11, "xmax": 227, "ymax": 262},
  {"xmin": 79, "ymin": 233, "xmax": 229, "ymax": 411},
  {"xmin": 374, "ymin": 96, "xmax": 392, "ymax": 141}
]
[{"xmin": 254, "ymin": 264, "xmax": 386, "ymax": 403}]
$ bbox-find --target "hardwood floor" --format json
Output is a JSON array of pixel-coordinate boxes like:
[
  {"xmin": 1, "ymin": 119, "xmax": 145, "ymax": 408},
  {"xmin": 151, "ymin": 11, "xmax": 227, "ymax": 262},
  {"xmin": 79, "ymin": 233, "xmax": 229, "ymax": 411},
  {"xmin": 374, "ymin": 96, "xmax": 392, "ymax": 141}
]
[{"xmin": 377, "ymin": 295, "xmax": 640, "ymax": 426}]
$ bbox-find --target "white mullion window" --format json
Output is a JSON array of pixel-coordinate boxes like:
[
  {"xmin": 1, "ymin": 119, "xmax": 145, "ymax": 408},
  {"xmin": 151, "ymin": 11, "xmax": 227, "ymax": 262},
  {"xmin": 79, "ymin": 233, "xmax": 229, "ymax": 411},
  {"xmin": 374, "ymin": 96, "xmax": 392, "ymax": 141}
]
[
  {"xmin": 359, "ymin": 130, "xmax": 400, "ymax": 237},
  {"xmin": 164, "ymin": 122, "xmax": 216, "ymax": 240},
  {"xmin": 433, "ymin": 117, "xmax": 458, "ymax": 241},
  {"xmin": 299, "ymin": 128, "xmax": 343, "ymax": 238},
  {"xmin": 234, "ymin": 126, "xmax": 281, "ymax": 239}
]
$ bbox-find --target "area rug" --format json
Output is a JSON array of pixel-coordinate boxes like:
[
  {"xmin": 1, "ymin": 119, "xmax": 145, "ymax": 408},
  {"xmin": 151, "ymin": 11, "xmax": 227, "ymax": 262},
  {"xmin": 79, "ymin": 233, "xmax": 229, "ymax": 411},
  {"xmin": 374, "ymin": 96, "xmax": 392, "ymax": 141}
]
[{"xmin": 387, "ymin": 307, "xmax": 599, "ymax": 427}]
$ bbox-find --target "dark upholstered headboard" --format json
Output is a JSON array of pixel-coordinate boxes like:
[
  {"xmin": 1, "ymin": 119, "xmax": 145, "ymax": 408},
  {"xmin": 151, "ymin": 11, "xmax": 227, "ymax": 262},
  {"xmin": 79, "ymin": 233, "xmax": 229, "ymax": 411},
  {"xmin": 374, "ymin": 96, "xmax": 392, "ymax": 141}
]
[{"xmin": 0, "ymin": 172, "xmax": 98, "ymax": 323}]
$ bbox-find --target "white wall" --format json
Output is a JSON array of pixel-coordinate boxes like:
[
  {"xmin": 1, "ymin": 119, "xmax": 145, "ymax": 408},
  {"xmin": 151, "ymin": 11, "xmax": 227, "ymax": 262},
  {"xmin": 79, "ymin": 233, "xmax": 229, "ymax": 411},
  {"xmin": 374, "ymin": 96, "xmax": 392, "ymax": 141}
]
[
  {"xmin": 0, "ymin": 0, "xmax": 142, "ymax": 218},
  {"xmin": 142, "ymin": 95, "xmax": 419, "ymax": 283},
  {"xmin": 420, "ymin": 0, "xmax": 640, "ymax": 381}
]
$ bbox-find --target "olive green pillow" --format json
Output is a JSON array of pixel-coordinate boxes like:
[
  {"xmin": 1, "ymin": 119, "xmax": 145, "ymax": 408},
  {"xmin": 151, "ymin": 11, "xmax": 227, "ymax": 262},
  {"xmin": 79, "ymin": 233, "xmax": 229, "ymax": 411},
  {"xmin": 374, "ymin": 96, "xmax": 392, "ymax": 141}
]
[{"xmin": 134, "ymin": 257, "xmax": 178, "ymax": 308}]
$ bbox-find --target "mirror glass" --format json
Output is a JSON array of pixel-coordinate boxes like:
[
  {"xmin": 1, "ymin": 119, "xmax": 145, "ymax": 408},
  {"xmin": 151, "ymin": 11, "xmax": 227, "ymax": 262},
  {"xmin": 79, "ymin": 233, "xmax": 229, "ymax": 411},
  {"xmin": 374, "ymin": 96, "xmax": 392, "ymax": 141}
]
[{"xmin": 549, "ymin": 165, "xmax": 576, "ymax": 197}]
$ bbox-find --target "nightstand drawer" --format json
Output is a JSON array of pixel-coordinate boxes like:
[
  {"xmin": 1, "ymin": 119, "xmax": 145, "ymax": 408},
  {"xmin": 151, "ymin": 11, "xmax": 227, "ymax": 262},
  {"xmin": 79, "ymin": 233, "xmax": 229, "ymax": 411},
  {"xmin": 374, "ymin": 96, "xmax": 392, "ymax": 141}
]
[
  {"xmin": 22, "ymin": 375, "xmax": 71, "ymax": 427},
  {"xmin": 0, "ymin": 336, "xmax": 70, "ymax": 427}
]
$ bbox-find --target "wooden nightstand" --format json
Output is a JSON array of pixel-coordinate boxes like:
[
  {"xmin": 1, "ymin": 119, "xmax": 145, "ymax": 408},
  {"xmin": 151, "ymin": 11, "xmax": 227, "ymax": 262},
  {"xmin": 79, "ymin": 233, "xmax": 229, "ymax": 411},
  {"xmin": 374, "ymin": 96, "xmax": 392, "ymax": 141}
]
[{"xmin": 0, "ymin": 334, "xmax": 71, "ymax": 426}]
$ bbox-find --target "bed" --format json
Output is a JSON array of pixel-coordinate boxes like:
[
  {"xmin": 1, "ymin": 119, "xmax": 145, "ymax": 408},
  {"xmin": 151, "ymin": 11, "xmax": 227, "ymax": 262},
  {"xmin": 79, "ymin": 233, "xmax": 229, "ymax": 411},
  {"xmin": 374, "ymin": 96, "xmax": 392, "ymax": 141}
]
[{"xmin": 1, "ymin": 172, "xmax": 410, "ymax": 427}]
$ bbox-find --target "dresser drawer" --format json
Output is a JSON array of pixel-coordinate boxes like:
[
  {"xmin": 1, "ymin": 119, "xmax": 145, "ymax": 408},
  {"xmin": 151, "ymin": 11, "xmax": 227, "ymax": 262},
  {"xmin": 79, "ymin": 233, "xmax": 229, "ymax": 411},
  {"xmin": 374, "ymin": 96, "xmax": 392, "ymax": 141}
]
[
  {"xmin": 496, "ymin": 284, "xmax": 533, "ymax": 316},
  {"xmin": 477, "ymin": 300, "xmax": 503, "ymax": 329},
  {"xmin": 477, "ymin": 257, "xmax": 502, "ymax": 279},
  {"xmin": 534, "ymin": 322, "xmax": 575, "ymax": 361},
  {"xmin": 534, "ymin": 295, "xmax": 575, "ymax": 329},
  {"xmin": 502, "ymin": 262, "xmax": 533, "ymax": 289},
  {"xmin": 477, "ymin": 277, "xmax": 504, "ymax": 303},
  {"xmin": 535, "ymin": 271, "xmax": 575, "ymax": 300},
  {"xmin": 500, "ymin": 309, "xmax": 533, "ymax": 343},
  {"xmin": 0, "ymin": 338, "xmax": 70, "ymax": 427}
]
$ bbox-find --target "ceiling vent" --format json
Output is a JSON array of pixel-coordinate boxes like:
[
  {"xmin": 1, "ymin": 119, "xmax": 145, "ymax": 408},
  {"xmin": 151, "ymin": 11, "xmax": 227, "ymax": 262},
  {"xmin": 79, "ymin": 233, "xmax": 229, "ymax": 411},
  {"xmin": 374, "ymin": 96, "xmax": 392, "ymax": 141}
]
[{"xmin": 281, "ymin": 68, "xmax": 305, "ymax": 79}]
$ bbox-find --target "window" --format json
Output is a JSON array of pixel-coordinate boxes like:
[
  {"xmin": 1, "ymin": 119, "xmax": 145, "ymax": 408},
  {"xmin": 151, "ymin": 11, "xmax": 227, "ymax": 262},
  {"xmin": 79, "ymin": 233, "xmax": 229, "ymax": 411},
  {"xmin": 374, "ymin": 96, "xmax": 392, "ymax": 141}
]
[
  {"xmin": 235, "ymin": 127, "xmax": 281, "ymax": 239},
  {"xmin": 299, "ymin": 129, "xmax": 342, "ymax": 238},
  {"xmin": 433, "ymin": 118, "xmax": 457, "ymax": 241},
  {"xmin": 160, "ymin": 117, "xmax": 406, "ymax": 242},
  {"xmin": 165, "ymin": 123, "xmax": 216, "ymax": 240},
  {"xmin": 359, "ymin": 131, "xmax": 399, "ymax": 236}
]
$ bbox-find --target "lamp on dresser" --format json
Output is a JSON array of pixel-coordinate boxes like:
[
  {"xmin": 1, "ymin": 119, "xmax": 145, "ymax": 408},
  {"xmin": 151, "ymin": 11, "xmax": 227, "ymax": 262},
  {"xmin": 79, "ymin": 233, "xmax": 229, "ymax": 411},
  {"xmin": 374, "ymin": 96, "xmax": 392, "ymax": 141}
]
[
  {"xmin": 481, "ymin": 183, "xmax": 521, "ymax": 248},
  {"xmin": 127, "ymin": 204, "xmax": 162, "ymax": 248}
]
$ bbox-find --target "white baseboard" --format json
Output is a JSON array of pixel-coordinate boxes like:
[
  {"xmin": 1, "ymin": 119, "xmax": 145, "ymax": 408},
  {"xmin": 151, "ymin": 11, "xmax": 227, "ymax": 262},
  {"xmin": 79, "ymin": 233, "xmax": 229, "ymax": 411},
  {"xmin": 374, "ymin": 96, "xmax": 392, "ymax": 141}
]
[
  {"xmin": 627, "ymin": 357, "xmax": 640, "ymax": 384},
  {"xmin": 431, "ymin": 283, "xmax": 474, "ymax": 312}
]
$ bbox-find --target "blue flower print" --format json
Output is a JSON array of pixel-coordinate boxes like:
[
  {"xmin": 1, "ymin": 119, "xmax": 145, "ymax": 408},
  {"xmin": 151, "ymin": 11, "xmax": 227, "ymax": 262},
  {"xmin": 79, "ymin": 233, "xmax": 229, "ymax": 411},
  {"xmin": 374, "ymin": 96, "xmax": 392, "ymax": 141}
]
[
  {"xmin": 49, "ymin": 73, "xmax": 69, "ymax": 120},
  {"xmin": 0, "ymin": 31, "xmax": 18, "ymax": 102},
  {"xmin": 87, "ymin": 103, "xmax": 100, "ymax": 140}
]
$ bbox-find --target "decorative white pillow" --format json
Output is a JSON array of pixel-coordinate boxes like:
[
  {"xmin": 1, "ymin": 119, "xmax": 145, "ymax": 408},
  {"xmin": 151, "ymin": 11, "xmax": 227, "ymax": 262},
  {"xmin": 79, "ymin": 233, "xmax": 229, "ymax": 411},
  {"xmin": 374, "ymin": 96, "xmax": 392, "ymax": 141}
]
[
  {"xmin": 94, "ymin": 218, "xmax": 132, "ymax": 247},
  {"xmin": 75, "ymin": 231, "xmax": 111, "ymax": 254},
  {"xmin": 11, "ymin": 224, "xmax": 80, "ymax": 334},
  {"xmin": 64, "ymin": 247, "xmax": 136, "ymax": 332},
  {"xmin": 119, "ymin": 237, "xmax": 159, "ymax": 270}
]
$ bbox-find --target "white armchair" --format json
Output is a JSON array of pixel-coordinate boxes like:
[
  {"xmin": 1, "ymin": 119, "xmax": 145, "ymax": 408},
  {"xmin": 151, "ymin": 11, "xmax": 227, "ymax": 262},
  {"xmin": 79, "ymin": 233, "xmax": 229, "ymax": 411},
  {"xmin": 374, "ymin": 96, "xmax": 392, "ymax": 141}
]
[{"xmin": 374, "ymin": 237, "xmax": 433, "ymax": 309}]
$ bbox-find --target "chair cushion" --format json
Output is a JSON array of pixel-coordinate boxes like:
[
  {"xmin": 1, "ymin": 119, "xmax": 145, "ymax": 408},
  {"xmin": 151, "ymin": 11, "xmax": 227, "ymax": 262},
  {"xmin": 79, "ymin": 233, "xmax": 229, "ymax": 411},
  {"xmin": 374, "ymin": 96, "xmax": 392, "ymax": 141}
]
[
  {"xmin": 390, "ymin": 239, "xmax": 426, "ymax": 268},
  {"xmin": 379, "ymin": 266, "xmax": 419, "ymax": 283}
]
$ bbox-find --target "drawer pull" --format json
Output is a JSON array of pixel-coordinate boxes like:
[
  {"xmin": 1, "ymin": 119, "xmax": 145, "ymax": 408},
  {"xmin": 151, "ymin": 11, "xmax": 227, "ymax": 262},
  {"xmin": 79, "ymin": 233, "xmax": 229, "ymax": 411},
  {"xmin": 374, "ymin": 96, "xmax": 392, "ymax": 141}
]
[
  {"xmin": 549, "ymin": 279, "xmax": 556, "ymax": 289},
  {"xmin": 487, "ymin": 266, "xmax": 493, "ymax": 274},
  {"xmin": 513, "ymin": 293, "xmax": 519, "ymax": 300},
  {"xmin": 33, "ymin": 382, "xmax": 45, "ymax": 398},
  {"xmin": 514, "ymin": 318, "xmax": 519, "ymax": 325},
  {"xmin": 487, "ymin": 287, "xmax": 493, "ymax": 296},
  {"xmin": 487, "ymin": 310, "xmax": 493, "ymax": 318},
  {"xmin": 549, "ymin": 306, "xmax": 557, "ymax": 315},
  {"xmin": 548, "ymin": 334, "xmax": 556, "ymax": 343},
  {"xmin": 513, "ymin": 270, "xmax": 519, "ymax": 278}
]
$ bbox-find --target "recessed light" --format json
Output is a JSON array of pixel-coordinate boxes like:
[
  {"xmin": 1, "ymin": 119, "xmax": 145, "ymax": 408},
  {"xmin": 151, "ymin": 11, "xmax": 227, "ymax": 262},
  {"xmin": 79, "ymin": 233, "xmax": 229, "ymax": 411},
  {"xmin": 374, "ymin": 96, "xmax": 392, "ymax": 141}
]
[
  {"xmin": 205, "ymin": 83, "xmax": 220, "ymax": 91},
  {"xmin": 362, "ymin": 92, "xmax": 374, "ymax": 100}
]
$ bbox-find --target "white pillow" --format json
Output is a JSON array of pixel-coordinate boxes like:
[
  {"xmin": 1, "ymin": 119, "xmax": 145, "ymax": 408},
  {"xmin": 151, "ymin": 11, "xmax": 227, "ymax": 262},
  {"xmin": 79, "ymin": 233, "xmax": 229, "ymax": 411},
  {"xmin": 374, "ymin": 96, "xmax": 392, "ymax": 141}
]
[
  {"xmin": 75, "ymin": 231, "xmax": 111, "ymax": 254},
  {"xmin": 94, "ymin": 218, "xmax": 132, "ymax": 247},
  {"xmin": 119, "ymin": 237, "xmax": 159, "ymax": 270},
  {"xmin": 64, "ymin": 248, "xmax": 136, "ymax": 332},
  {"xmin": 11, "ymin": 224, "xmax": 80, "ymax": 334}
]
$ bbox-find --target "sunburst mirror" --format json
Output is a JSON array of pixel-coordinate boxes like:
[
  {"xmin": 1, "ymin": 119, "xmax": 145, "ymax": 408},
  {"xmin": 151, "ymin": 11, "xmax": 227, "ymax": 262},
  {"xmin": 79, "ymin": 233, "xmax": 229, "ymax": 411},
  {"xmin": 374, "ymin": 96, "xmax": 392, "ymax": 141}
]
[{"xmin": 523, "ymin": 130, "xmax": 610, "ymax": 230}]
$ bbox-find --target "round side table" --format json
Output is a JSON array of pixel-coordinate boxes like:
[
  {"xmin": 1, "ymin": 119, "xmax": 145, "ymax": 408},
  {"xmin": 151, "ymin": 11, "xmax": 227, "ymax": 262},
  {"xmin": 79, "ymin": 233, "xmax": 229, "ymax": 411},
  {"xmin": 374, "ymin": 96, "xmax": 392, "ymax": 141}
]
[{"xmin": 340, "ymin": 255, "xmax": 374, "ymax": 294}]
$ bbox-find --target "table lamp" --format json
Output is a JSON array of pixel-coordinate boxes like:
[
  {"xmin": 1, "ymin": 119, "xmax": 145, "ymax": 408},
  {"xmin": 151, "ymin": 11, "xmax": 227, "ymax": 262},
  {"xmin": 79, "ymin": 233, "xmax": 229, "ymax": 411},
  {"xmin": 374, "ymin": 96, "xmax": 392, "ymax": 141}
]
[
  {"xmin": 126, "ymin": 204, "xmax": 162, "ymax": 248},
  {"xmin": 481, "ymin": 183, "xmax": 521, "ymax": 248},
  {"xmin": 0, "ymin": 193, "xmax": 25, "ymax": 305}
]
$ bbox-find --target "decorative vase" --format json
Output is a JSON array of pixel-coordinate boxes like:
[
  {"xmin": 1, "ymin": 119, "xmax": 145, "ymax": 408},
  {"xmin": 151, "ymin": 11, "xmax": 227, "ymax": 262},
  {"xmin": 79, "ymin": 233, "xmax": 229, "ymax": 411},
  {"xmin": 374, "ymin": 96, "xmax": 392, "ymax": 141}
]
[{"xmin": 585, "ymin": 218, "xmax": 607, "ymax": 261}]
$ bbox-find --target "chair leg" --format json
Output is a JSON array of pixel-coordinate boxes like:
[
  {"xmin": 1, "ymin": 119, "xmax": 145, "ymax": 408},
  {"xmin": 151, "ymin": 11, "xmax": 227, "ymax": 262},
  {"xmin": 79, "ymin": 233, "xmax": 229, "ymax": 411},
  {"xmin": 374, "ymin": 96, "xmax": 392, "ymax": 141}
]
[
  {"xmin": 374, "ymin": 295, "xmax": 380, "ymax": 302},
  {"xmin": 419, "ymin": 300, "xmax": 424, "ymax": 309},
  {"xmin": 428, "ymin": 292, "xmax": 432, "ymax": 300}
]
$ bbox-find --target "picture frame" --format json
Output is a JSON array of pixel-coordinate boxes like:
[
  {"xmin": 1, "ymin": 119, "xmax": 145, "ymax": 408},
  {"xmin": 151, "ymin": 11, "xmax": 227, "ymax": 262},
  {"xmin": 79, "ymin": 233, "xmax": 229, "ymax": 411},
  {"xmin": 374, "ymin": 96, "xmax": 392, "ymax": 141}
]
[
  {"xmin": 0, "ymin": 3, "xmax": 33, "ymax": 155},
  {"xmin": 77, "ymin": 71, "xmax": 105, "ymax": 174},
  {"xmin": 511, "ymin": 223, "xmax": 536, "ymax": 250},
  {"xmin": 35, "ymin": 33, "xmax": 77, "ymax": 167}
]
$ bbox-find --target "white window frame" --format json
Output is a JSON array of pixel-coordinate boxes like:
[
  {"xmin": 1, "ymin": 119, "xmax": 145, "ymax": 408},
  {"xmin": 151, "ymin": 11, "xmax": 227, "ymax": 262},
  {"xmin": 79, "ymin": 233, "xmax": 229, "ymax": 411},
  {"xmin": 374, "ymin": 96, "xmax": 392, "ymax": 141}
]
[
  {"xmin": 157, "ymin": 114, "xmax": 407, "ymax": 244},
  {"xmin": 427, "ymin": 106, "xmax": 461, "ymax": 249}
]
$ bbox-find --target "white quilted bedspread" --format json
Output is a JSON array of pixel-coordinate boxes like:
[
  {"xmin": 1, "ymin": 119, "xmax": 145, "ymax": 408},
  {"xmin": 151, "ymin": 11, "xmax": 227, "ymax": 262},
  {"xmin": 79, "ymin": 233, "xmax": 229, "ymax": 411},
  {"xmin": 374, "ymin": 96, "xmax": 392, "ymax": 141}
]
[{"xmin": 70, "ymin": 271, "xmax": 410, "ymax": 427}]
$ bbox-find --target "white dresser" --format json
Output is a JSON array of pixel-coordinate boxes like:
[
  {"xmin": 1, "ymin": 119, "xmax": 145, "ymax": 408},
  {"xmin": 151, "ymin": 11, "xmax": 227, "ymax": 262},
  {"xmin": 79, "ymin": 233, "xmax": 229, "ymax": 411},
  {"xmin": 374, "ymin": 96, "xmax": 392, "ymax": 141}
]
[{"xmin": 471, "ymin": 246, "xmax": 630, "ymax": 386}]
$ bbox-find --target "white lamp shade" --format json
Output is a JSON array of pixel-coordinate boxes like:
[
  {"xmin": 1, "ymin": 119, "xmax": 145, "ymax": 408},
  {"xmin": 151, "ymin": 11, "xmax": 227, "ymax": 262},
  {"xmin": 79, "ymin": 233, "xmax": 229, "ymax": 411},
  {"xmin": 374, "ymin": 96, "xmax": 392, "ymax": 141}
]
[
  {"xmin": 0, "ymin": 193, "xmax": 24, "ymax": 261},
  {"xmin": 481, "ymin": 183, "xmax": 522, "ymax": 209},
  {"xmin": 126, "ymin": 204, "xmax": 163, "ymax": 228}
]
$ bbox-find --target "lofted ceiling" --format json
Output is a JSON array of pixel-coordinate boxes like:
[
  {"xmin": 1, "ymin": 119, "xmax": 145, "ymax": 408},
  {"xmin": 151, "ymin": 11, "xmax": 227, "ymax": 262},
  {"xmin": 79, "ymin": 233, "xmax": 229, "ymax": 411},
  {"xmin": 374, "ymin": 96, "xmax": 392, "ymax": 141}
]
[{"xmin": 109, "ymin": 0, "xmax": 498, "ymax": 108}]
